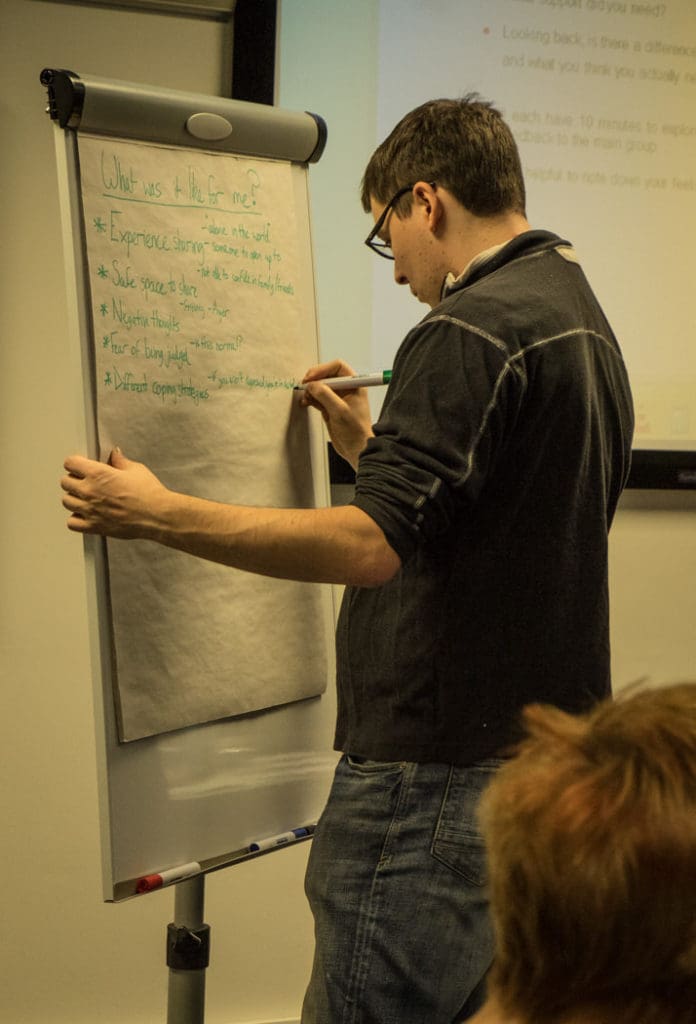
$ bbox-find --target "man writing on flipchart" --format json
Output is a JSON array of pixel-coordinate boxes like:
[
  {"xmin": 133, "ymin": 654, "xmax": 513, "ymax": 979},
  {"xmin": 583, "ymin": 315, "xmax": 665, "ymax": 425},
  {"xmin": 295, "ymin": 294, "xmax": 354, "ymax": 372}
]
[{"xmin": 61, "ymin": 96, "xmax": 634, "ymax": 1023}]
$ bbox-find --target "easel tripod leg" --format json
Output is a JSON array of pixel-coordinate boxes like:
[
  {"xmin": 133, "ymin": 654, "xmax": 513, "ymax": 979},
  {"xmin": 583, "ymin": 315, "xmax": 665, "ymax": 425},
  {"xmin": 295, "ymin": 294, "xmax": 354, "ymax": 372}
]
[{"xmin": 167, "ymin": 875, "xmax": 210, "ymax": 1024}]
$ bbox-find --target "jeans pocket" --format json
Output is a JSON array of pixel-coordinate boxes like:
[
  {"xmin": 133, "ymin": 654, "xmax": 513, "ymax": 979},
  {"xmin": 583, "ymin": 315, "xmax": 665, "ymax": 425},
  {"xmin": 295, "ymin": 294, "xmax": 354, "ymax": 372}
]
[
  {"xmin": 430, "ymin": 759, "xmax": 503, "ymax": 886},
  {"xmin": 345, "ymin": 753, "xmax": 404, "ymax": 775}
]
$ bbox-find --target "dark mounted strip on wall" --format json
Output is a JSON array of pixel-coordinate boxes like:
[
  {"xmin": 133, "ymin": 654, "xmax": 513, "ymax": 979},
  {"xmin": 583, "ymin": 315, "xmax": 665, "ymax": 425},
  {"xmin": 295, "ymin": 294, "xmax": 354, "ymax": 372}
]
[
  {"xmin": 327, "ymin": 446, "xmax": 696, "ymax": 490},
  {"xmin": 627, "ymin": 450, "xmax": 696, "ymax": 490},
  {"xmin": 232, "ymin": 0, "xmax": 278, "ymax": 105},
  {"xmin": 328, "ymin": 445, "xmax": 356, "ymax": 486}
]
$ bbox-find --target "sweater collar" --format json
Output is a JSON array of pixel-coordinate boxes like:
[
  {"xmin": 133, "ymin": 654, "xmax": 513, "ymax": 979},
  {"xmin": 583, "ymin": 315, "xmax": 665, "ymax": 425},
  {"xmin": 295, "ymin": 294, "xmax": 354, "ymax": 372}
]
[{"xmin": 441, "ymin": 230, "xmax": 567, "ymax": 299}]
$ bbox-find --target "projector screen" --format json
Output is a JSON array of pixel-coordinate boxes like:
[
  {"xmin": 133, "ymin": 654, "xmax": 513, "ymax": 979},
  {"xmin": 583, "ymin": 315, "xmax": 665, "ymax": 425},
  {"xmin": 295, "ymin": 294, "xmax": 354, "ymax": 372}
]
[{"xmin": 370, "ymin": 0, "xmax": 696, "ymax": 455}]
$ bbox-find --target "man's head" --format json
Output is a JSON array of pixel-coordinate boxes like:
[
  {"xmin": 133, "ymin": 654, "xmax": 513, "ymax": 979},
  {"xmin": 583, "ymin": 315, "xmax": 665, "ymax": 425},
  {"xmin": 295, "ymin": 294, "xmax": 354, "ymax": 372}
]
[
  {"xmin": 361, "ymin": 95, "xmax": 526, "ymax": 219},
  {"xmin": 479, "ymin": 683, "xmax": 696, "ymax": 1024},
  {"xmin": 361, "ymin": 96, "xmax": 528, "ymax": 307}
]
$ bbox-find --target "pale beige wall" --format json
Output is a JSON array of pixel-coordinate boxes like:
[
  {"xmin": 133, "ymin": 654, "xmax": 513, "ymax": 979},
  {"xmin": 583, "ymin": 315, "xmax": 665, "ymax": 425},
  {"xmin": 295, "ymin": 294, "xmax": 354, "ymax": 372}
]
[
  {"xmin": 0, "ymin": 1, "xmax": 324, "ymax": 1022},
  {"xmin": 610, "ymin": 490, "xmax": 696, "ymax": 690}
]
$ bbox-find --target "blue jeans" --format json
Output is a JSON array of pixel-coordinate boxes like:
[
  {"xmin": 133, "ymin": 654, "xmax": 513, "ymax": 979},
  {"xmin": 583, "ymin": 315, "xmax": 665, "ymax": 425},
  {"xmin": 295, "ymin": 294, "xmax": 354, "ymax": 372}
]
[{"xmin": 302, "ymin": 755, "xmax": 501, "ymax": 1024}]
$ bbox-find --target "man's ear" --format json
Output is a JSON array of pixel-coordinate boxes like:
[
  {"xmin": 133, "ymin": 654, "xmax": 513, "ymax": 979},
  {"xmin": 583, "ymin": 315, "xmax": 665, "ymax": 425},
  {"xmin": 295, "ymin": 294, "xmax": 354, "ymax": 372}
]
[{"xmin": 412, "ymin": 181, "xmax": 443, "ymax": 232}]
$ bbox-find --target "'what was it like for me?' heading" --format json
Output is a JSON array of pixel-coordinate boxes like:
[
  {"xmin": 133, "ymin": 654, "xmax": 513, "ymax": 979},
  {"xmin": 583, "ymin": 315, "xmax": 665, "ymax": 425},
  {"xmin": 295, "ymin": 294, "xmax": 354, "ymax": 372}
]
[{"xmin": 86, "ymin": 145, "xmax": 303, "ymax": 408}]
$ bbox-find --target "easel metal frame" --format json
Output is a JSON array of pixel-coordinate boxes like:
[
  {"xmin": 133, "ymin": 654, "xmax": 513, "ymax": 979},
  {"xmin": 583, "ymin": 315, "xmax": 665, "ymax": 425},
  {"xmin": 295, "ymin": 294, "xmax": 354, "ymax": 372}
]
[{"xmin": 48, "ymin": 70, "xmax": 334, "ymax": 1022}]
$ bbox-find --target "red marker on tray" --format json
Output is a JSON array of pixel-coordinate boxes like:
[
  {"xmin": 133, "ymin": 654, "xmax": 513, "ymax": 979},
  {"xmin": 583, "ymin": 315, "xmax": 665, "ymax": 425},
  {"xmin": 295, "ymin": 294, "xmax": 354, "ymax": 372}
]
[{"xmin": 136, "ymin": 861, "xmax": 201, "ymax": 893}]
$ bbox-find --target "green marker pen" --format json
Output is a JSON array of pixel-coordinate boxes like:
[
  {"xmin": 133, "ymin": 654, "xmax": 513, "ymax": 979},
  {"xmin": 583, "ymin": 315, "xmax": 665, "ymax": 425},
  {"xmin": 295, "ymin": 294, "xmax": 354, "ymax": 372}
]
[{"xmin": 295, "ymin": 370, "xmax": 392, "ymax": 392}]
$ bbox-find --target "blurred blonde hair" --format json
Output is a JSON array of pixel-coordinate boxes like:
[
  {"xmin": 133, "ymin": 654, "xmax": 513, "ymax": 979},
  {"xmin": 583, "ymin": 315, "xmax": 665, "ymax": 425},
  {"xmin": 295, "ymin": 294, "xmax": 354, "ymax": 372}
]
[{"xmin": 479, "ymin": 683, "xmax": 696, "ymax": 1024}]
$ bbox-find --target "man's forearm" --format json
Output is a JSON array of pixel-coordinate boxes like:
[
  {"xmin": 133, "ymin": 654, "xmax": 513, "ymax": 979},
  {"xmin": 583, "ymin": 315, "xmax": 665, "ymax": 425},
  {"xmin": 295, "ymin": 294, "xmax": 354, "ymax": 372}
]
[
  {"xmin": 151, "ymin": 492, "xmax": 400, "ymax": 587},
  {"xmin": 61, "ymin": 451, "xmax": 400, "ymax": 587}
]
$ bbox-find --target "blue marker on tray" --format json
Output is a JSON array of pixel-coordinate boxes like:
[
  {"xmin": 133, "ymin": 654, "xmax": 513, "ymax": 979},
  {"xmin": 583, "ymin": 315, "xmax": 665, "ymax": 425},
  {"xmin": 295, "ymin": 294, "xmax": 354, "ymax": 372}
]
[{"xmin": 248, "ymin": 825, "xmax": 316, "ymax": 853}]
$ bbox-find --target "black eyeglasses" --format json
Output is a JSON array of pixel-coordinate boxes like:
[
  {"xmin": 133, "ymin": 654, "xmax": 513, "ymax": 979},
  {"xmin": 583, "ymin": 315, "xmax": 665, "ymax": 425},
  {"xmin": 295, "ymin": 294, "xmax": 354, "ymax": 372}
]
[{"xmin": 364, "ymin": 184, "xmax": 416, "ymax": 260}]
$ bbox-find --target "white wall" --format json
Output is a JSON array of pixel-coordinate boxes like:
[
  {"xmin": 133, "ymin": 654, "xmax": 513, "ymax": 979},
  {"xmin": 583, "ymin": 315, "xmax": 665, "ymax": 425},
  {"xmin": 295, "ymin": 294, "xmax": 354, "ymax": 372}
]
[{"xmin": 278, "ymin": 0, "xmax": 379, "ymax": 376}]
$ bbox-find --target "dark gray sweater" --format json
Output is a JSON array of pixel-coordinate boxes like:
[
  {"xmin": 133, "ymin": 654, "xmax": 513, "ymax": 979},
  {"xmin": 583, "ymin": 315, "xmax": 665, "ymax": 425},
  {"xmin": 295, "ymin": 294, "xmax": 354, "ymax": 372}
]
[{"xmin": 335, "ymin": 231, "xmax": 634, "ymax": 765}]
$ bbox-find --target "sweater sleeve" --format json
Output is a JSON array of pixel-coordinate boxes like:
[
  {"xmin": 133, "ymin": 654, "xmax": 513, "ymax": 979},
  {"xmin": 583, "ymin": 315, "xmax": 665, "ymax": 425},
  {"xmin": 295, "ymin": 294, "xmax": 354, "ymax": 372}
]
[{"xmin": 351, "ymin": 312, "xmax": 522, "ymax": 563}]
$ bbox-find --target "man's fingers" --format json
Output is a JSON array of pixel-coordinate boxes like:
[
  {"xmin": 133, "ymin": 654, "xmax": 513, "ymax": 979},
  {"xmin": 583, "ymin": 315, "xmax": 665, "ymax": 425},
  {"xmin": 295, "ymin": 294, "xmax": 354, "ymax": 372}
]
[
  {"xmin": 63, "ymin": 454, "xmax": 95, "ymax": 477},
  {"xmin": 62, "ymin": 489, "xmax": 84, "ymax": 511},
  {"xmin": 302, "ymin": 381, "xmax": 358, "ymax": 424},
  {"xmin": 304, "ymin": 379, "xmax": 350, "ymax": 406},
  {"xmin": 66, "ymin": 513, "xmax": 92, "ymax": 534},
  {"xmin": 301, "ymin": 360, "xmax": 357, "ymax": 385},
  {"xmin": 61, "ymin": 472, "xmax": 82, "ymax": 494}
]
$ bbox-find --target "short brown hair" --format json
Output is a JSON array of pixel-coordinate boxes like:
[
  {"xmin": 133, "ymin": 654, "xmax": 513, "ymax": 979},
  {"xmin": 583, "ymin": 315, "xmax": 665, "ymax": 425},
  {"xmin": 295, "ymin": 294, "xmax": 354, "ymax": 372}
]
[
  {"xmin": 480, "ymin": 683, "xmax": 696, "ymax": 1024},
  {"xmin": 360, "ymin": 95, "xmax": 526, "ymax": 217}
]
